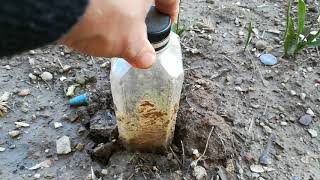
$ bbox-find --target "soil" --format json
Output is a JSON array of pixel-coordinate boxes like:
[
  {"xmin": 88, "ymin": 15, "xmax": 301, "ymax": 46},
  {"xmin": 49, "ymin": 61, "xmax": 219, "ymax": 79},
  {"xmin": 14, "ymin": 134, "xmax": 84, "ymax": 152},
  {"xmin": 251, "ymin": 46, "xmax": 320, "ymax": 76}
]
[{"xmin": 0, "ymin": 0, "xmax": 320, "ymax": 179}]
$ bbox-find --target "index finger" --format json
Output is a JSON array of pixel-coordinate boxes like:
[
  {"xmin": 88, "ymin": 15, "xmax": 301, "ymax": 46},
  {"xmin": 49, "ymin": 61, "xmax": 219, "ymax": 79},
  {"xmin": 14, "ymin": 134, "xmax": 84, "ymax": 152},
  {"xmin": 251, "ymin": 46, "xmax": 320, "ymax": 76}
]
[{"xmin": 155, "ymin": 0, "xmax": 179, "ymax": 22}]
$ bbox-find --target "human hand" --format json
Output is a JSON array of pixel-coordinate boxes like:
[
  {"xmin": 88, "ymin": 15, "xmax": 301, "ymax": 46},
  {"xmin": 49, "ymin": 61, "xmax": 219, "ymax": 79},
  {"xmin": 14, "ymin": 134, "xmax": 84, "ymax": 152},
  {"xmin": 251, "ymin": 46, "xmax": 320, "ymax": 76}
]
[{"xmin": 60, "ymin": 0, "xmax": 179, "ymax": 69}]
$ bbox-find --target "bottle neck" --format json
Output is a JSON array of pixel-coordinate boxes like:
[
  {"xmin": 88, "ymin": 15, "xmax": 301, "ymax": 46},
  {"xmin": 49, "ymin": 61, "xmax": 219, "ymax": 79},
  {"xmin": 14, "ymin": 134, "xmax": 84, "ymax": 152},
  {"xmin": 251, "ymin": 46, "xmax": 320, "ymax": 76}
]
[{"xmin": 152, "ymin": 34, "xmax": 170, "ymax": 52}]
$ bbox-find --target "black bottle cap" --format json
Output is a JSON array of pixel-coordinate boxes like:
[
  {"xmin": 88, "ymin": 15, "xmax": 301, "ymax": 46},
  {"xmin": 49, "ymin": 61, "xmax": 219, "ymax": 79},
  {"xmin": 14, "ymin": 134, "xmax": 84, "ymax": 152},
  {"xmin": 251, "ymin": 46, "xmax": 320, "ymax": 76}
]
[{"xmin": 146, "ymin": 6, "xmax": 171, "ymax": 43}]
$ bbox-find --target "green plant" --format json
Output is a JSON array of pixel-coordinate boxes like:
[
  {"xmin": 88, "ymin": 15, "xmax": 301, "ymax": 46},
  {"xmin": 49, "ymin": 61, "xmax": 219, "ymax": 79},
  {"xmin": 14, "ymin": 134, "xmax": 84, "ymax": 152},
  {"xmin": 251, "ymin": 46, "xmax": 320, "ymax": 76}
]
[
  {"xmin": 172, "ymin": 0, "xmax": 186, "ymax": 37},
  {"xmin": 244, "ymin": 22, "xmax": 253, "ymax": 51},
  {"xmin": 284, "ymin": 0, "xmax": 320, "ymax": 57}
]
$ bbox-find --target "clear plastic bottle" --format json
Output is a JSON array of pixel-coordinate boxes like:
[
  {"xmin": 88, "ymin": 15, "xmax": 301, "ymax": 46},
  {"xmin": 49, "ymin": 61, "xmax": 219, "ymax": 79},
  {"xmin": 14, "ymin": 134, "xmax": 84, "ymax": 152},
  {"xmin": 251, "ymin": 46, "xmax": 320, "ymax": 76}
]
[{"xmin": 110, "ymin": 7, "xmax": 184, "ymax": 152}]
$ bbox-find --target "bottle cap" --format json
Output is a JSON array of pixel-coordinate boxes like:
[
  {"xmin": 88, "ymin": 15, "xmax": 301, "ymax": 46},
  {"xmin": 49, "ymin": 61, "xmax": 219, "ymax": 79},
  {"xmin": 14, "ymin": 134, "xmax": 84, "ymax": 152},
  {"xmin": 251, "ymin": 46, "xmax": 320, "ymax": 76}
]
[{"xmin": 146, "ymin": 6, "xmax": 171, "ymax": 44}]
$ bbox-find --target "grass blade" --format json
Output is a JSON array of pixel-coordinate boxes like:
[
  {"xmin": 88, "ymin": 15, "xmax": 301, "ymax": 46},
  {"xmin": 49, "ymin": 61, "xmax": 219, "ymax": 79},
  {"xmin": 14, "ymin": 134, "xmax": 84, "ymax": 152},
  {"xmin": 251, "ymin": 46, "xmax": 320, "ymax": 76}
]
[
  {"xmin": 284, "ymin": 17, "xmax": 298, "ymax": 56},
  {"xmin": 298, "ymin": 0, "xmax": 306, "ymax": 34},
  {"xmin": 307, "ymin": 40, "xmax": 320, "ymax": 47},
  {"xmin": 244, "ymin": 22, "xmax": 253, "ymax": 51}
]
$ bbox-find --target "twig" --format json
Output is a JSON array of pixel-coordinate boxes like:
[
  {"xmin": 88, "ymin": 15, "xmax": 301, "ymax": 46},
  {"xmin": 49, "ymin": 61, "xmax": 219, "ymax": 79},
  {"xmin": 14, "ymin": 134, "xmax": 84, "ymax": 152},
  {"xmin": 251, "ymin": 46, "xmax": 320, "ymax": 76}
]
[
  {"xmin": 181, "ymin": 140, "xmax": 185, "ymax": 167},
  {"xmin": 222, "ymin": 55, "xmax": 239, "ymax": 70},
  {"xmin": 316, "ymin": 47, "xmax": 320, "ymax": 57},
  {"xmin": 169, "ymin": 146, "xmax": 183, "ymax": 166},
  {"xmin": 56, "ymin": 57, "xmax": 64, "ymax": 69},
  {"xmin": 197, "ymin": 126, "xmax": 215, "ymax": 162},
  {"xmin": 247, "ymin": 50, "xmax": 269, "ymax": 87},
  {"xmin": 184, "ymin": 66, "xmax": 203, "ymax": 71},
  {"xmin": 214, "ymin": 129, "xmax": 227, "ymax": 156}
]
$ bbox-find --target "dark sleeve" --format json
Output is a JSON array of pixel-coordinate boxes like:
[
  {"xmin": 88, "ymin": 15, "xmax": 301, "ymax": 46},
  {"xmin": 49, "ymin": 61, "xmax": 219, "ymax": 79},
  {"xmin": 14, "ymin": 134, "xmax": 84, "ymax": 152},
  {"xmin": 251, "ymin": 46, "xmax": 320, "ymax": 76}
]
[{"xmin": 0, "ymin": 0, "xmax": 88, "ymax": 57}]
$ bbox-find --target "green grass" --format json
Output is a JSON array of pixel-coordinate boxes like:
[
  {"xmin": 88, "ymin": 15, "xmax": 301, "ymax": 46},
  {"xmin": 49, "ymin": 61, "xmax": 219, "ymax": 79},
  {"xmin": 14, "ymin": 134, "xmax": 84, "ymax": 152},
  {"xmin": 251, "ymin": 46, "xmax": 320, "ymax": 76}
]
[
  {"xmin": 244, "ymin": 22, "xmax": 253, "ymax": 51},
  {"xmin": 284, "ymin": 0, "xmax": 320, "ymax": 57},
  {"xmin": 172, "ymin": 0, "xmax": 186, "ymax": 37}
]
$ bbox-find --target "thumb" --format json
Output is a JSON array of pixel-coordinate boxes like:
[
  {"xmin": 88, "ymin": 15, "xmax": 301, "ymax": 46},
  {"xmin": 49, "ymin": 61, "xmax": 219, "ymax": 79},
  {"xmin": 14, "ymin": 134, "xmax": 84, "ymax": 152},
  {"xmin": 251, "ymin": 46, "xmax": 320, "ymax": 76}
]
[{"xmin": 122, "ymin": 23, "xmax": 156, "ymax": 69}]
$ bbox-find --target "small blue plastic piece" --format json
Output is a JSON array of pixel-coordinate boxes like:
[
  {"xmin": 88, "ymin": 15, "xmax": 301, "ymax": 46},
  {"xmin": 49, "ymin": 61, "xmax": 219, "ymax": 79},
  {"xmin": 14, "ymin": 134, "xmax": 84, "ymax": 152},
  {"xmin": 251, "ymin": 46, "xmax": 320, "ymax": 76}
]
[
  {"xmin": 259, "ymin": 54, "xmax": 278, "ymax": 66},
  {"xmin": 69, "ymin": 94, "xmax": 89, "ymax": 106}
]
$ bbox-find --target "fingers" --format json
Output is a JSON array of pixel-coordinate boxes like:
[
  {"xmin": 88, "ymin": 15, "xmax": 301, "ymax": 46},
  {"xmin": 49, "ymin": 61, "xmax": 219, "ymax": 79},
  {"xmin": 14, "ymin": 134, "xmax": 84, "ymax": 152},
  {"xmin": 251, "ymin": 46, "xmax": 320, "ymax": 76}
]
[
  {"xmin": 122, "ymin": 23, "xmax": 156, "ymax": 69},
  {"xmin": 155, "ymin": 0, "xmax": 179, "ymax": 21}
]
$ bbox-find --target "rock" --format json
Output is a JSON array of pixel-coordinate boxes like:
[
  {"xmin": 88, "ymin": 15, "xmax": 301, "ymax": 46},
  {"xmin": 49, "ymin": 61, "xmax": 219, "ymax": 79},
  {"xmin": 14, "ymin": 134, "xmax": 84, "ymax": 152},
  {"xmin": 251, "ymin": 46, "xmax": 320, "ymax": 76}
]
[
  {"xmin": 29, "ymin": 50, "xmax": 36, "ymax": 55},
  {"xmin": 15, "ymin": 122, "xmax": 30, "ymax": 128},
  {"xmin": 34, "ymin": 174, "xmax": 41, "ymax": 179},
  {"xmin": 66, "ymin": 84, "xmax": 79, "ymax": 97},
  {"xmin": 298, "ymin": 115, "xmax": 313, "ymax": 126},
  {"xmin": 259, "ymin": 54, "xmax": 278, "ymax": 66},
  {"xmin": 59, "ymin": 76, "xmax": 67, "ymax": 81},
  {"xmin": 101, "ymin": 169, "xmax": 108, "ymax": 175},
  {"xmin": 290, "ymin": 90, "xmax": 297, "ymax": 96},
  {"xmin": 9, "ymin": 130, "xmax": 21, "ymax": 138},
  {"xmin": 306, "ymin": 67, "xmax": 313, "ymax": 72},
  {"xmin": 18, "ymin": 89, "xmax": 31, "ymax": 96},
  {"xmin": 280, "ymin": 122, "xmax": 288, "ymax": 126},
  {"xmin": 234, "ymin": 78, "xmax": 243, "ymax": 85},
  {"xmin": 100, "ymin": 62, "xmax": 110, "ymax": 68},
  {"xmin": 54, "ymin": 122, "xmax": 63, "ymax": 129},
  {"xmin": 0, "ymin": 147, "xmax": 5, "ymax": 152},
  {"xmin": 307, "ymin": 129, "xmax": 318, "ymax": 138},
  {"xmin": 192, "ymin": 166, "xmax": 207, "ymax": 180},
  {"xmin": 78, "ymin": 126, "xmax": 86, "ymax": 134},
  {"xmin": 300, "ymin": 93, "xmax": 306, "ymax": 101},
  {"xmin": 63, "ymin": 65, "xmax": 72, "ymax": 72},
  {"xmin": 40, "ymin": 72, "xmax": 53, "ymax": 81},
  {"xmin": 250, "ymin": 165, "xmax": 265, "ymax": 173},
  {"xmin": 28, "ymin": 58, "xmax": 35, "ymax": 66},
  {"xmin": 306, "ymin": 108, "xmax": 315, "ymax": 116},
  {"xmin": 192, "ymin": 149, "xmax": 201, "ymax": 159},
  {"xmin": 28, "ymin": 159, "xmax": 54, "ymax": 170},
  {"xmin": 89, "ymin": 111, "xmax": 117, "ymax": 141},
  {"xmin": 4, "ymin": 65, "xmax": 11, "ymax": 70},
  {"xmin": 56, "ymin": 136, "xmax": 71, "ymax": 155},
  {"xmin": 255, "ymin": 40, "xmax": 268, "ymax": 50},
  {"xmin": 259, "ymin": 152, "xmax": 272, "ymax": 165},
  {"xmin": 9, "ymin": 144, "xmax": 16, "ymax": 149},
  {"xmin": 28, "ymin": 73, "xmax": 37, "ymax": 80},
  {"xmin": 292, "ymin": 176, "xmax": 301, "ymax": 180},
  {"xmin": 92, "ymin": 143, "xmax": 115, "ymax": 159},
  {"xmin": 263, "ymin": 126, "xmax": 273, "ymax": 134},
  {"xmin": 75, "ymin": 143, "xmax": 85, "ymax": 151}
]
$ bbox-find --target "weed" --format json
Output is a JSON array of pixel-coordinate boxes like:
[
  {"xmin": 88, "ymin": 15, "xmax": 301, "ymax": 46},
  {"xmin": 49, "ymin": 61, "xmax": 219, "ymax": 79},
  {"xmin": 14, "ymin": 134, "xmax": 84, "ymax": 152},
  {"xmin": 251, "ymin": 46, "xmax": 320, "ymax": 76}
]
[
  {"xmin": 172, "ymin": 0, "xmax": 186, "ymax": 37},
  {"xmin": 244, "ymin": 22, "xmax": 253, "ymax": 51},
  {"xmin": 284, "ymin": 0, "xmax": 320, "ymax": 57}
]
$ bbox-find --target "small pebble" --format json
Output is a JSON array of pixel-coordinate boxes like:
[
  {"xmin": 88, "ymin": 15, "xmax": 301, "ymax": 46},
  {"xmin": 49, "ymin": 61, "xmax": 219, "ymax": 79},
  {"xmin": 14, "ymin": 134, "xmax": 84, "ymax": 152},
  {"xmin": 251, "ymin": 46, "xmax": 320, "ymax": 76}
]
[
  {"xmin": 250, "ymin": 165, "xmax": 265, "ymax": 173},
  {"xmin": 56, "ymin": 136, "xmax": 71, "ymax": 155},
  {"xmin": 9, "ymin": 144, "xmax": 16, "ymax": 149},
  {"xmin": 260, "ymin": 54, "xmax": 278, "ymax": 66},
  {"xmin": 9, "ymin": 130, "xmax": 21, "ymax": 138},
  {"xmin": 307, "ymin": 67, "xmax": 313, "ymax": 72},
  {"xmin": 18, "ymin": 89, "xmax": 31, "ymax": 96},
  {"xmin": 280, "ymin": 122, "xmax": 288, "ymax": 126},
  {"xmin": 307, "ymin": 129, "xmax": 318, "ymax": 138},
  {"xmin": 54, "ymin": 122, "xmax": 63, "ymax": 129},
  {"xmin": 76, "ymin": 143, "xmax": 85, "ymax": 151},
  {"xmin": 193, "ymin": 166, "xmax": 207, "ymax": 180},
  {"xmin": 29, "ymin": 50, "xmax": 36, "ymax": 55},
  {"xmin": 45, "ymin": 149, "xmax": 50, "ymax": 153},
  {"xmin": 255, "ymin": 40, "xmax": 268, "ymax": 50},
  {"xmin": 259, "ymin": 152, "xmax": 272, "ymax": 165},
  {"xmin": 15, "ymin": 122, "xmax": 30, "ymax": 128},
  {"xmin": 4, "ymin": 65, "xmax": 11, "ymax": 70},
  {"xmin": 40, "ymin": 72, "xmax": 53, "ymax": 81},
  {"xmin": 34, "ymin": 173, "xmax": 41, "ymax": 179},
  {"xmin": 63, "ymin": 65, "xmax": 72, "ymax": 72},
  {"xmin": 28, "ymin": 58, "xmax": 35, "ymax": 66},
  {"xmin": 290, "ymin": 90, "xmax": 297, "ymax": 96},
  {"xmin": 300, "ymin": 93, "xmax": 306, "ymax": 101},
  {"xmin": 263, "ymin": 126, "xmax": 273, "ymax": 134},
  {"xmin": 298, "ymin": 115, "xmax": 313, "ymax": 126},
  {"xmin": 0, "ymin": 147, "xmax": 5, "ymax": 152},
  {"xmin": 306, "ymin": 108, "xmax": 315, "ymax": 116},
  {"xmin": 292, "ymin": 176, "xmax": 301, "ymax": 180},
  {"xmin": 28, "ymin": 73, "xmax": 37, "ymax": 80},
  {"xmin": 101, "ymin": 169, "xmax": 108, "ymax": 175}
]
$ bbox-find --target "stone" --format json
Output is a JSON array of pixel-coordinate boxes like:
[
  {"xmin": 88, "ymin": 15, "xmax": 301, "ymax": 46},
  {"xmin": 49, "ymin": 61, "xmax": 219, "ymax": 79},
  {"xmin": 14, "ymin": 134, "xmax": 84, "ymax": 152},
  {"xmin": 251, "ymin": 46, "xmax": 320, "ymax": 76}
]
[
  {"xmin": 9, "ymin": 145, "xmax": 16, "ymax": 149},
  {"xmin": 263, "ymin": 126, "xmax": 273, "ymax": 134},
  {"xmin": 89, "ymin": 111, "xmax": 117, "ymax": 141},
  {"xmin": 92, "ymin": 143, "xmax": 115, "ymax": 159},
  {"xmin": 63, "ymin": 65, "xmax": 72, "ymax": 72},
  {"xmin": 18, "ymin": 89, "xmax": 31, "ymax": 96},
  {"xmin": 298, "ymin": 115, "xmax": 312, "ymax": 126},
  {"xmin": 54, "ymin": 122, "xmax": 63, "ymax": 129},
  {"xmin": 192, "ymin": 166, "xmax": 207, "ymax": 180},
  {"xmin": 15, "ymin": 122, "xmax": 30, "ymax": 128},
  {"xmin": 259, "ymin": 152, "xmax": 272, "ymax": 165},
  {"xmin": 28, "ymin": 73, "xmax": 37, "ymax": 80},
  {"xmin": 56, "ymin": 136, "xmax": 71, "ymax": 155},
  {"xmin": 234, "ymin": 78, "xmax": 243, "ymax": 85},
  {"xmin": 101, "ymin": 169, "xmax": 108, "ymax": 175},
  {"xmin": 280, "ymin": 121, "xmax": 288, "ymax": 126},
  {"xmin": 34, "ymin": 174, "xmax": 41, "ymax": 179},
  {"xmin": 40, "ymin": 72, "xmax": 53, "ymax": 81},
  {"xmin": 9, "ymin": 130, "xmax": 21, "ymax": 138},
  {"xmin": 306, "ymin": 108, "xmax": 315, "ymax": 116},
  {"xmin": 290, "ymin": 90, "xmax": 297, "ymax": 96},
  {"xmin": 0, "ymin": 147, "xmax": 5, "ymax": 152},
  {"xmin": 75, "ymin": 143, "xmax": 85, "ymax": 151},
  {"xmin": 307, "ymin": 129, "xmax": 317, "ymax": 138},
  {"xmin": 259, "ymin": 54, "xmax": 278, "ymax": 66},
  {"xmin": 300, "ymin": 93, "xmax": 306, "ymax": 101},
  {"xmin": 4, "ymin": 65, "xmax": 11, "ymax": 70},
  {"xmin": 255, "ymin": 40, "xmax": 268, "ymax": 50},
  {"xmin": 250, "ymin": 165, "xmax": 265, "ymax": 173},
  {"xmin": 28, "ymin": 58, "xmax": 35, "ymax": 66},
  {"xmin": 29, "ymin": 50, "xmax": 36, "ymax": 55}
]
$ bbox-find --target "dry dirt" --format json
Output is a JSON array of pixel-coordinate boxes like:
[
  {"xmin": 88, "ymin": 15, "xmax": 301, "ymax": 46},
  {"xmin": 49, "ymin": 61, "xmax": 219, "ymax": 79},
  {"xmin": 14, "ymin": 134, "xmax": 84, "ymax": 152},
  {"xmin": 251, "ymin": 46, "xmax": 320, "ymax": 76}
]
[{"xmin": 0, "ymin": 0, "xmax": 320, "ymax": 179}]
